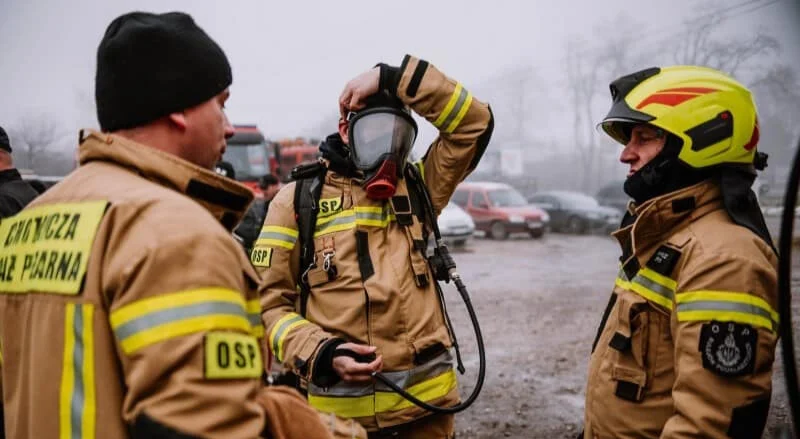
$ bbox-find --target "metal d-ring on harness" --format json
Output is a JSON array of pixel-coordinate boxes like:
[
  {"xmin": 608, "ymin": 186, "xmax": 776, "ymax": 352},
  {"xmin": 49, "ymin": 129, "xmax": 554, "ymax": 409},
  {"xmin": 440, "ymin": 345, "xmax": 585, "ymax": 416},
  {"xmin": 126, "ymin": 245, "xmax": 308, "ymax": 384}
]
[
  {"xmin": 291, "ymin": 160, "xmax": 486, "ymax": 414},
  {"xmin": 368, "ymin": 165, "xmax": 487, "ymax": 414},
  {"xmin": 778, "ymin": 136, "xmax": 800, "ymax": 438}
]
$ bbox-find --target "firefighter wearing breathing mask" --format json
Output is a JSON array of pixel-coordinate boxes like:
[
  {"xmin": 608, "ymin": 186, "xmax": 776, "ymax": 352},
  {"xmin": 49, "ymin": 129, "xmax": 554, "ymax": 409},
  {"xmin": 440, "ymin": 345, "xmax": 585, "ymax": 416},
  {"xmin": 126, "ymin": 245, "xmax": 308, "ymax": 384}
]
[
  {"xmin": 253, "ymin": 55, "xmax": 493, "ymax": 438},
  {"xmin": 583, "ymin": 66, "xmax": 778, "ymax": 438}
]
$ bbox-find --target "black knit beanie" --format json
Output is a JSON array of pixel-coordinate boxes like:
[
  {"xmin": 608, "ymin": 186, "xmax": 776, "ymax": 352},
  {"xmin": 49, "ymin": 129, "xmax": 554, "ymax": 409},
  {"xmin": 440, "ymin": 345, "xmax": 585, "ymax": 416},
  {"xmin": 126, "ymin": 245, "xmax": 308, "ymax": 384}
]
[
  {"xmin": 95, "ymin": 11, "xmax": 232, "ymax": 131},
  {"xmin": 0, "ymin": 126, "xmax": 10, "ymax": 153}
]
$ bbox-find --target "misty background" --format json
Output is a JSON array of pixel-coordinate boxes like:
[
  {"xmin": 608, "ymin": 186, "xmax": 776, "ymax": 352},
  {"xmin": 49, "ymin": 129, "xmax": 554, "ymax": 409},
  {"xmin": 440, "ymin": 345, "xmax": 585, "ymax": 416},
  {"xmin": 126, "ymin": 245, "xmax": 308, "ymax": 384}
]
[{"xmin": 2, "ymin": 0, "xmax": 799, "ymax": 201}]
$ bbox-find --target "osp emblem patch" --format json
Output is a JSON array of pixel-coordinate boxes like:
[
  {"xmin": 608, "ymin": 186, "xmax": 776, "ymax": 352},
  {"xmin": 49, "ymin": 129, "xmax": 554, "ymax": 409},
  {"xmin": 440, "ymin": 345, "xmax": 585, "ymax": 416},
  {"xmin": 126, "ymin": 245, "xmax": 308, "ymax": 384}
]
[{"xmin": 699, "ymin": 321, "xmax": 756, "ymax": 377}]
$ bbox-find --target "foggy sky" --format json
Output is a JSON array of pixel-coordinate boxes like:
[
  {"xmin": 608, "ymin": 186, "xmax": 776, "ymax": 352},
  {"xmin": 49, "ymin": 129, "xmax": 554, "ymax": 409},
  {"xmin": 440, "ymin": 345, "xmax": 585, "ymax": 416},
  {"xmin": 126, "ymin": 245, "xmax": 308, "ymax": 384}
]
[{"xmin": 1, "ymin": 0, "xmax": 799, "ymax": 148}]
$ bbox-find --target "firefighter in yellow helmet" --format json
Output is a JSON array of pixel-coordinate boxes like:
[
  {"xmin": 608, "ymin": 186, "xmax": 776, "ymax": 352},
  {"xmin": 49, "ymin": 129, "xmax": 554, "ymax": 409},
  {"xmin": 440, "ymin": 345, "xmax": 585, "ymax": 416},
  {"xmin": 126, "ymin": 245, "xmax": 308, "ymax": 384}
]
[{"xmin": 583, "ymin": 66, "xmax": 778, "ymax": 438}]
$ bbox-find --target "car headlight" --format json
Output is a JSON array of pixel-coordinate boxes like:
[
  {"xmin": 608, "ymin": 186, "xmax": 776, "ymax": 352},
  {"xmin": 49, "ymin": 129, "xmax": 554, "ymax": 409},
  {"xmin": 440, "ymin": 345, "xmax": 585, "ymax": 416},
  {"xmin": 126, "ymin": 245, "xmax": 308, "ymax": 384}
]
[
  {"xmin": 539, "ymin": 212, "xmax": 550, "ymax": 223},
  {"xmin": 509, "ymin": 215, "xmax": 525, "ymax": 224}
]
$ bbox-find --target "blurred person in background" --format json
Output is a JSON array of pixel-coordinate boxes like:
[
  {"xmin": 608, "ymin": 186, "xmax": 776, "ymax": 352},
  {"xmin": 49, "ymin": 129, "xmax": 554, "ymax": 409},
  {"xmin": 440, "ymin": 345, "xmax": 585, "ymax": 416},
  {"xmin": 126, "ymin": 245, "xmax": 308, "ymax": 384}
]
[
  {"xmin": 236, "ymin": 173, "xmax": 281, "ymax": 253},
  {"xmin": 0, "ymin": 125, "xmax": 38, "ymax": 218}
]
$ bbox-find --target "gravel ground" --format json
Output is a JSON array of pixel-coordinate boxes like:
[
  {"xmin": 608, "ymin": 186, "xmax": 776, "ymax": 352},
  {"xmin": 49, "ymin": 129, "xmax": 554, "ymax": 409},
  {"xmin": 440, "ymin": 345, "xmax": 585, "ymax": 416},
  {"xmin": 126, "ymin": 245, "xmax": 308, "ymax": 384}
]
[{"xmin": 442, "ymin": 232, "xmax": 796, "ymax": 438}]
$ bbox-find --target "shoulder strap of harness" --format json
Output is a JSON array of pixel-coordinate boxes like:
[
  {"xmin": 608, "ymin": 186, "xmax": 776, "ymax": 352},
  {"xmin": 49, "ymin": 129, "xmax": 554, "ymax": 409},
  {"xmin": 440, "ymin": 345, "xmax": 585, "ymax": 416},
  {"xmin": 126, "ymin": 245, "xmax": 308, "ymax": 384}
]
[
  {"xmin": 292, "ymin": 161, "xmax": 328, "ymax": 317},
  {"xmin": 404, "ymin": 163, "xmax": 429, "ymax": 241}
]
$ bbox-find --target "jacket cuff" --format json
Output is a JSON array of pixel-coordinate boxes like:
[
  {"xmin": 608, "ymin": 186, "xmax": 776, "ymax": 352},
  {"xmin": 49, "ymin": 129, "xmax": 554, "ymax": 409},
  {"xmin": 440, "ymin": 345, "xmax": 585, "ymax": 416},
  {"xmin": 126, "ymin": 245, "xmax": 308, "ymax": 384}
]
[
  {"xmin": 310, "ymin": 338, "xmax": 346, "ymax": 387},
  {"xmin": 375, "ymin": 63, "xmax": 401, "ymax": 97}
]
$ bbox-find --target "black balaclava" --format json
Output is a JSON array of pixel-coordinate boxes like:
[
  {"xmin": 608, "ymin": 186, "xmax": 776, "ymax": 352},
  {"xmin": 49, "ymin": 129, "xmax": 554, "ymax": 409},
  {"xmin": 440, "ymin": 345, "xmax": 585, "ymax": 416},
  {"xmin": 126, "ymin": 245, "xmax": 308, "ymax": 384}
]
[
  {"xmin": 624, "ymin": 134, "xmax": 712, "ymax": 204},
  {"xmin": 319, "ymin": 132, "xmax": 359, "ymax": 178}
]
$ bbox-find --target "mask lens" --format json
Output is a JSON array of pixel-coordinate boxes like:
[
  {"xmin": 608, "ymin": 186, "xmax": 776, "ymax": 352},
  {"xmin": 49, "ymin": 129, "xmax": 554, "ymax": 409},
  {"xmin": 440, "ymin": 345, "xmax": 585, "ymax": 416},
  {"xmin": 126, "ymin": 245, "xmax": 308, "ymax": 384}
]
[{"xmin": 351, "ymin": 111, "xmax": 416, "ymax": 169}]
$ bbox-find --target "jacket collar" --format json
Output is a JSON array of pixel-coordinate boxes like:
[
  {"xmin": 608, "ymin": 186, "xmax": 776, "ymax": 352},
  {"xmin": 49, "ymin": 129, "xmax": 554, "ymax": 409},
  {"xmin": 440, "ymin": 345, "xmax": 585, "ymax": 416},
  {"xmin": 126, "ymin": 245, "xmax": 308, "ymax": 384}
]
[
  {"xmin": 78, "ymin": 130, "xmax": 254, "ymax": 231},
  {"xmin": 613, "ymin": 178, "xmax": 723, "ymax": 263}
]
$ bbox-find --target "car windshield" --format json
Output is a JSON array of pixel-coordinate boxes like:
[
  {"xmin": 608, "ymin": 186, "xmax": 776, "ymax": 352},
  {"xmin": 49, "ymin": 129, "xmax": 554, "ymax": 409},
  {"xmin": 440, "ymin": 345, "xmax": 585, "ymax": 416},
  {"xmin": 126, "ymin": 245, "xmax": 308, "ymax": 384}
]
[
  {"xmin": 558, "ymin": 193, "xmax": 600, "ymax": 209},
  {"xmin": 222, "ymin": 143, "xmax": 269, "ymax": 180},
  {"xmin": 488, "ymin": 188, "xmax": 528, "ymax": 207}
]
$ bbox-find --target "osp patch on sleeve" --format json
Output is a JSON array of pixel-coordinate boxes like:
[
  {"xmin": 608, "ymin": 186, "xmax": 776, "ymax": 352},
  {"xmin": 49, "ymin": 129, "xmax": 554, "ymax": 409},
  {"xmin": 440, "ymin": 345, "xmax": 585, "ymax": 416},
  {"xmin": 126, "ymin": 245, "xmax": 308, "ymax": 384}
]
[
  {"xmin": 250, "ymin": 247, "xmax": 273, "ymax": 268},
  {"xmin": 698, "ymin": 321, "xmax": 756, "ymax": 377},
  {"xmin": 204, "ymin": 332, "xmax": 263, "ymax": 379}
]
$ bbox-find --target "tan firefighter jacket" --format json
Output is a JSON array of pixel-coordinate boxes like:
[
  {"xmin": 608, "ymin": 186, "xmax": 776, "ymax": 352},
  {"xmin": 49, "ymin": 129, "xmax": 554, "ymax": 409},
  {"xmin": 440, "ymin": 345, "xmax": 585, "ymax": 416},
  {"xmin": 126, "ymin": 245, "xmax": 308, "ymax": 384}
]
[
  {"xmin": 584, "ymin": 179, "xmax": 778, "ymax": 439},
  {"xmin": 254, "ymin": 55, "xmax": 493, "ymax": 431},
  {"xmin": 0, "ymin": 131, "xmax": 364, "ymax": 439}
]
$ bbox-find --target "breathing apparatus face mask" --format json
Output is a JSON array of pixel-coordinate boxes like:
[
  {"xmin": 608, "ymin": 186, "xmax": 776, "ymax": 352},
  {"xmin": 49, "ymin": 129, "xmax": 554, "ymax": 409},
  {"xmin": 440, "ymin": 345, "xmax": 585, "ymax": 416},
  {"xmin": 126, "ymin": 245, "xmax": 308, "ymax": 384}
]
[{"xmin": 347, "ymin": 107, "xmax": 418, "ymax": 199}]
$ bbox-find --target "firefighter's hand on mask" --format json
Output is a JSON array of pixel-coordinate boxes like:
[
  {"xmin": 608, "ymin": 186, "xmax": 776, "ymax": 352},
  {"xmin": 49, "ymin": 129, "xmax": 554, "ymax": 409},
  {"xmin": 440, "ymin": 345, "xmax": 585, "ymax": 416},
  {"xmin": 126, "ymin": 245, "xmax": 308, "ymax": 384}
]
[
  {"xmin": 339, "ymin": 67, "xmax": 380, "ymax": 117},
  {"xmin": 332, "ymin": 343, "xmax": 383, "ymax": 382}
]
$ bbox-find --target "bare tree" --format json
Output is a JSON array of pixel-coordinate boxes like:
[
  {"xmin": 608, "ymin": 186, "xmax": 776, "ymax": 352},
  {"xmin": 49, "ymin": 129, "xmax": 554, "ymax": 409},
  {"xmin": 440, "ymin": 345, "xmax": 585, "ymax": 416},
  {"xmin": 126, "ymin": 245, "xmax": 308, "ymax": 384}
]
[
  {"xmin": 563, "ymin": 14, "xmax": 649, "ymax": 192},
  {"xmin": 667, "ymin": 14, "xmax": 779, "ymax": 78},
  {"xmin": 11, "ymin": 113, "xmax": 61, "ymax": 172},
  {"xmin": 749, "ymin": 64, "xmax": 800, "ymax": 166},
  {"xmin": 564, "ymin": 37, "xmax": 602, "ymax": 191}
]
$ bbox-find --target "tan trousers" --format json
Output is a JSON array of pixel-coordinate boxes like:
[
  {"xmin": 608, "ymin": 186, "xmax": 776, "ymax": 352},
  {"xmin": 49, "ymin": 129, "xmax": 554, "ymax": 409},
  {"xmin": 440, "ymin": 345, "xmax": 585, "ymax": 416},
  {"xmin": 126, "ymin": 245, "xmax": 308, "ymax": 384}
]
[{"xmin": 368, "ymin": 414, "xmax": 455, "ymax": 439}]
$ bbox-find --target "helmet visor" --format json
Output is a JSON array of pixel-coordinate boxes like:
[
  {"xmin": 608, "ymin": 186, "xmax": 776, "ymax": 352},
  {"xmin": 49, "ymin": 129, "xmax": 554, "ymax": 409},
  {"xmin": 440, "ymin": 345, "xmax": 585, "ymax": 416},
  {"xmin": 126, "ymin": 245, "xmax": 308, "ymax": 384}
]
[
  {"xmin": 599, "ymin": 118, "xmax": 638, "ymax": 145},
  {"xmin": 349, "ymin": 109, "xmax": 417, "ymax": 170}
]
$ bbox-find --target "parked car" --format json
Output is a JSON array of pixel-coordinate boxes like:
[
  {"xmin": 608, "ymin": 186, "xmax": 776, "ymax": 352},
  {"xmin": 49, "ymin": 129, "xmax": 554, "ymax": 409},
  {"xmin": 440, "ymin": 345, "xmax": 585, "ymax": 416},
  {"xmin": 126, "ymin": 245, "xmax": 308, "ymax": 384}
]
[
  {"xmin": 453, "ymin": 182, "xmax": 549, "ymax": 240},
  {"xmin": 595, "ymin": 180, "xmax": 631, "ymax": 214},
  {"xmin": 529, "ymin": 191, "xmax": 622, "ymax": 234},
  {"xmin": 437, "ymin": 201, "xmax": 475, "ymax": 248}
]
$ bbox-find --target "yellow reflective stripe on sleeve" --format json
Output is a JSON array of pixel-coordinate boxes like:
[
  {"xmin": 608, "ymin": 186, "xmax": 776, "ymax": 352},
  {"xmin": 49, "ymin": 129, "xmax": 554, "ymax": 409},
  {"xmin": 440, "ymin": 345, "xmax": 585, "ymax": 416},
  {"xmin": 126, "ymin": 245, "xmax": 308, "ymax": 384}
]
[
  {"xmin": 269, "ymin": 312, "xmax": 312, "ymax": 362},
  {"xmin": 628, "ymin": 277, "xmax": 674, "ymax": 310},
  {"xmin": 676, "ymin": 310, "xmax": 773, "ymax": 331},
  {"xmin": 445, "ymin": 92, "xmax": 473, "ymax": 133},
  {"xmin": 60, "ymin": 303, "xmax": 95, "ymax": 439},
  {"xmin": 308, "ymin": 369, "xmax": 457, "ymax": 419},
  {"xmin": 615, "ymin": 267, "xmax": 676, "ymax": 310},
  {"xmin": 255, "ymin": 225, "xmax": 299, "ymax": 250},
  {"xmin": 614, "ymin": 276, "xmax": 632, "ymax": 291},
  {"xmin": 246, "ymin": 299, "xmax": 264, "ymax": 338},
  {"xmin": 675, "ymin": 290, "xmax": 779, "ymax": 331},
  {"xmin": 262, "ymin": 225, "xmax": 299, "ymax": 237},
  {"xmin": 110, "ymin": 288, "xmax": 251, "ymax": 354},
  {"xmin": 433, "ymin": 83, "xmax": 463, "ymax": 128},
  {"xmin": 638, "ymin": 267, "xmax": 677, "ymax": 291}
]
